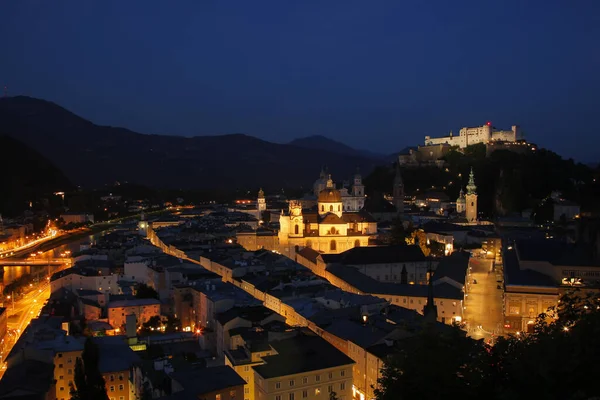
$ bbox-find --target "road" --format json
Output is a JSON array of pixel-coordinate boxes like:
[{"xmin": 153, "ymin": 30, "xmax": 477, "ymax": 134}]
[
  {"xmin": 0, "ymin": 280, "xmax": 51, "ymax": 379},
  {"xmin": 463, "ymin": 257, "xmax": 504, "ymax": 344}
]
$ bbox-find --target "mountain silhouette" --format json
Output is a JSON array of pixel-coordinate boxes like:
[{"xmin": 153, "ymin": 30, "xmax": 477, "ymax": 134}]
[{"xmin": 0, "ymin": 96, "xmax": 385, "ymax": 191}]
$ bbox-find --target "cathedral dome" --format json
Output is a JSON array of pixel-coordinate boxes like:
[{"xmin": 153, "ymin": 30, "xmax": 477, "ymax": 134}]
[{"xmin": 318, "ymin": 188, "xmax": 342, "ymax": 202}]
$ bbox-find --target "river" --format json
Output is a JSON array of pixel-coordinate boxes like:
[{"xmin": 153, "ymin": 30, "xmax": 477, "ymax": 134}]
[{"xmin": 1, "ymin": 230, "xmax": 112, "ymax": 287}]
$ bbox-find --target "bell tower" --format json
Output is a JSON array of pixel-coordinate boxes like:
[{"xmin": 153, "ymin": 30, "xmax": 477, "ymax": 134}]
[
  {"xmin": 352, "ymin": 168, "xmax": 364, "ymax": 197},
  {"xmin": 393, "ymin": 162, "xmax": 404, "ymax": 215},
  {"xmin": 288, "ymin": 200, "xmax": 304, "ymax": 237},
  {"xmin": 465, "ymin": 167, "xmax": 478, "ymax": 223},
  {"xmin": 257, "ymin": 188, "xmax": 266, "ymax": 214}
]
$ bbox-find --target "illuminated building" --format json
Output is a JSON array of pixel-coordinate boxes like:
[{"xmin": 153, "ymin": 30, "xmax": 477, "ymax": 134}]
[
  {"xmin": 278, "ymin": 176, "xmax": 376, "ymax": 254},
  {"xmin": 252, "ymin": 333, "xmax": 354, "ymax": 400},
  {"xmin": 425, "ymin": 123, "xmax": 522, "ymax": 148},
  {"xmin": 465, "ymin": 168, "xmax": 478, "ymax": 223}
]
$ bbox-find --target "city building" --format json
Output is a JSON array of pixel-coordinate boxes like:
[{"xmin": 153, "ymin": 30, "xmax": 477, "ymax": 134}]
[
  {"xmin": 503, "ymin": 238, "xmax": 600, "ymax": 333},
  {"xmin": 252, "ymin": 332, "xmax": 354, "ymax": 400},
  {"xmin": 107, "ymin": 298, "xmax": 161, "ymax": 329},
  {"xmin": 425, "ymin": 122, "xmax": 522, "ymax": 148},
  {"xmin": 60, "ymin": 212, "xmax": 95, "ymax": 224},
  {"xmin": 94, "ymin": 336, "xmax": 141, "ymax": 400},
  {"xmin": 50, "ymin": 267, "xmax": 121, "ymax": 296},
  {"xmin": 278, "ymin": 176, "xmax": 377, "ymax": 254}
]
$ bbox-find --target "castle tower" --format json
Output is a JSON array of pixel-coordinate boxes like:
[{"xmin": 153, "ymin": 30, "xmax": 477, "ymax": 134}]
[
  {"xmin": 456, "ymin": 188, "xmax": 466, "ymax": 214},
  {"xmin": 257, "ymin": 188, "xmax": 266, "ymax": 215},
  {"xmin": 393, "ymin": 163, "xmax": 404, "ymax": 215},
  {"xmin": 465, "ymin": 167, "xmax": 478, "ymax": 223},
  {"xmin": 352, "ymin": 168, "xmax": 364, "ymax": 197}
]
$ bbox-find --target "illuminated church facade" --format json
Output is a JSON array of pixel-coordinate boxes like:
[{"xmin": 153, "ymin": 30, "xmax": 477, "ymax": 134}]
[{"xmin": 278, "ymin": 176, "xmax": 377, "ymax": 254}]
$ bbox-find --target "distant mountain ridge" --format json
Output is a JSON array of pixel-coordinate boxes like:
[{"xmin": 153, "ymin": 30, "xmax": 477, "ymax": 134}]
[
  {"xmin": 0, "ymin": 96, "xmax": 387, "ymax": 191},
  {"xmin": 289, "ymin": 135, "xmax": 398, "ymax": 163}
]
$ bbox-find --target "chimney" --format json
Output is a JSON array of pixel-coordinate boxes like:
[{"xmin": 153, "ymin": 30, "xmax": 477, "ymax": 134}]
[{"xmin": 126, "ymin": 314, "xmax": 137, "ymax": 338}]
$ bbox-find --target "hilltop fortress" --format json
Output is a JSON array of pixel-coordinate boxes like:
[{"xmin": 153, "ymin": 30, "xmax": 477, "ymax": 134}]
[{"xmin": 425, "ymin": 122, "xmax": 522, "ymax": 148}]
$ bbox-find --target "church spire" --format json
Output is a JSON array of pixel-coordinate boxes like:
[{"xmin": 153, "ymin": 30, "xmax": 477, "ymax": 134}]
[
  {"xmin": 466, "ymin": 167, "xmax": 477, "ymax": 195},
  {"xmin": 258, "ymin": 188, "xmax": 265, "ymax": 198},
  {"xmin": 393, "ymin": 163, "xmax": 404, "ymax": 215},
  {"xmin": 423, "ymin": 265, "xmax": 437, "ymax": 323}
]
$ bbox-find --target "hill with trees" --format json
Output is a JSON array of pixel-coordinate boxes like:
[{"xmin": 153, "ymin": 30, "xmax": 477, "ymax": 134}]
[
  {"xmin": 0, "ymin": 134, "xmax": 74, "ymax": 217},
  {"xmin": 365, "ymin": 143, "xmax": 600, "ymax": 217}
]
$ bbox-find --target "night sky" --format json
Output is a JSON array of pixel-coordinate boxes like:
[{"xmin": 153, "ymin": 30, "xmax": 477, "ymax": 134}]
[{"xmin": 2, "ymin": 1, "xmax": 599, "ymax": 161}]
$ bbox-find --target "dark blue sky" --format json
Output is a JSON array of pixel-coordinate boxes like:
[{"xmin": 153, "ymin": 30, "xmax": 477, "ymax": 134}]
[{"xmin": 2, "ymin": 1, "xmax": 599, "ymax": 160}]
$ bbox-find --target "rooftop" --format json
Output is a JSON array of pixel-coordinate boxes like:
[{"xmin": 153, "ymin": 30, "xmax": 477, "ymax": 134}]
[
  {"xmin": 108, "ymin": 298, "xmax": 161, "ymax": 308},
  {"xmin": 338, "ymin": 245, "xmax": 427, "ymax": 265},
  {"xmin": 216, "ymin": 305, "xmax": 278, "ymax": 326},
  {"xmin": 252, "ymin": 332, "xmax": 354, "ymax": 379},
  {"xmin": 94, "ymin": 336, "xmax": 141, "ymax": 373},
  {"xmin": 0, "ymin": 359, "xmax": 55, "ymax": 400},
  {"xmin": 432, "ymin": 251, "xmax": 470, "ymax": 285},
  {"xmin": 324, "ymin": 318, "xmax": 390, "ymax": 348},
  {"xmin": 169, "ymin": 366, "xmax": 246, "ymax": 397},
  {"xmin": 326, "ymin": 264, "xmax": 463, "ymax": 300},
  {"xmin": 503, "ymin": 246, "xmax": 557, "ymax": 288}
]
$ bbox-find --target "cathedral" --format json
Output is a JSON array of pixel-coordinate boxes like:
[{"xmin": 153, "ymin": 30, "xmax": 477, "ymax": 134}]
[{"xmin": 278, "ymin": 175, "xmax": 377, "ymax": 254}]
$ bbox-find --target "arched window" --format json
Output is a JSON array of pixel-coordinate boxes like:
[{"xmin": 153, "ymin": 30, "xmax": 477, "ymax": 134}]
[
  {"xmin": 321, "ymin": 205, "xmax": 324, "ymax": 212},
  {"xmin": 471, "ymin": 202, "xmax": 474, "ymax": 206},
  {"xmin": 329, "ymin": 205, "xmax": 333, "ymax": 212},
  {"xmin": 294, "ymin": 224, "xmax": 299, "ymax": 235},
  {"xmin": 354, "ymin": 240, "xmax": 360, "ymax": 248},
  {"xmin": 330, "ymin": 240, "xmax": 337, "ymax": 251}
]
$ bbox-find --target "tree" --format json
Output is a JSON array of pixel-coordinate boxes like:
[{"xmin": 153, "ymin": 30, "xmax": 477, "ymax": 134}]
[
  {"xmin": 165, "ymin": 315, "xmax": 181, "ymax": 333},
  {"xmin": 386, "ymin": 218, "xmax": 412, "ymax": 245},
  {"xmin": 140, "ymin": 315, "xmax": 162, "ymax": 333},
  {"xmin": 70, "ymin": 338, "xmax": 108, "ymax": 400},
  {"xmin": 375, "ymin": 325, "xmax": 492, "ymax": 400},
  {"xmin": 135, "ymin": 283, "xmax": 159, "ymax": 300},
  {"xmin": 375, "ymin": 290, "xmax": 600, "ymax": 400}
]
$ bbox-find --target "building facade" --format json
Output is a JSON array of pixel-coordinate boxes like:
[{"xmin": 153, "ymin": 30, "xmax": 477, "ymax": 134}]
[{"xmin": 278, "ymin": 177, "xmax": 376, "ymax": 254}]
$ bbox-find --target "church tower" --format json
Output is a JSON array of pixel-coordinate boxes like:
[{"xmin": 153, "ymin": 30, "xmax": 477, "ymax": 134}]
[
  {"xmin": 352, "ymin": 169, "xmax": 364, "ymax": 197},
  {"xmin": 257, "ymin": 188, "xmax": 266, "ymax": 215},
  {"xmin": 288, "ymin": 200, "xmax": 304, "ymax": 237},
  {"xmin": 465, "ymin": 167, "xmax": 478, "ymax": 223},
  {"xmin": 393, "ymin": 163, "xmax": 404, "ymax": 215},
  {"xmin": 423, "ymin": 266, "xmax": 438, "ymax": 324},
  {"xmin": 456, "ymin": 188, "xmax": 466, "ymax": 214},
  {"xmin": 138, "ymin": 211, "xmax": 148, "ymax": 236}
]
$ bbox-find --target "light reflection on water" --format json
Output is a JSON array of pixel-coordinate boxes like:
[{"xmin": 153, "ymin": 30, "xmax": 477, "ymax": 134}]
[{"xmin": 1, "ymin": 231, "xmax": 110, "ymax": 287}]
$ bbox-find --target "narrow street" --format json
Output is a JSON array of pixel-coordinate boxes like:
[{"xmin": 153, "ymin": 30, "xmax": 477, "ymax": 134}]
[{"xmin": 463, "ymin": 256, "xmax": 504, "ymax": 344}]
